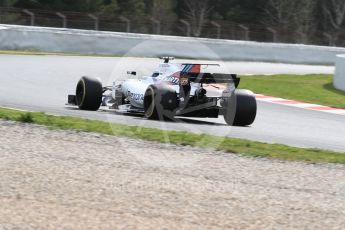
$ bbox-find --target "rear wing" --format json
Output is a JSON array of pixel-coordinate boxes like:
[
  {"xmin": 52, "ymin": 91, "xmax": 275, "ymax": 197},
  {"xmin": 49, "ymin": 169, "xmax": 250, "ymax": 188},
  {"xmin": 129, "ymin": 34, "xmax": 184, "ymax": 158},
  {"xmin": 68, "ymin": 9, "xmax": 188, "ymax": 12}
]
[
  {"xmin": 181, "ymin": 72, "xmax": 240, "ymax": 88},
  {"xmin": 180, "ymin": 64, "xmax": 240, "ymax": 87}
]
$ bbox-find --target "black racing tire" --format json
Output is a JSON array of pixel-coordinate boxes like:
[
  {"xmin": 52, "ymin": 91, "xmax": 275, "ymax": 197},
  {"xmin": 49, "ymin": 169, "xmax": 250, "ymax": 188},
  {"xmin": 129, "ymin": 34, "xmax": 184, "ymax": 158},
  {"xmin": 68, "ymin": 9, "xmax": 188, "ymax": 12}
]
[
  {"xmin": 76, "ymin": 76, "xmax": 103, "ymax": 111},
  {"xmin": 144, "ymin": 85, "xmax": 177, "ymax": 120},
  {"xmin": 223, "ymin": 92, "xmax": 236, "ymax": 126},
  {"xmin": 224, "ymin": 89, "xmax": 257, "ymax": 126}
]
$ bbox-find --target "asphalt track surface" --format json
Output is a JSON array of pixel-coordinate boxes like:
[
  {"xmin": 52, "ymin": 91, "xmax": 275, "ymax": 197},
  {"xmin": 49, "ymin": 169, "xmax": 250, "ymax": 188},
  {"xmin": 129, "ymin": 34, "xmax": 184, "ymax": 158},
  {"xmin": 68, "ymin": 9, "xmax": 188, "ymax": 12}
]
[{"xmin": 0, "ymin": 55, "xmax": 344, "ymax": 152}]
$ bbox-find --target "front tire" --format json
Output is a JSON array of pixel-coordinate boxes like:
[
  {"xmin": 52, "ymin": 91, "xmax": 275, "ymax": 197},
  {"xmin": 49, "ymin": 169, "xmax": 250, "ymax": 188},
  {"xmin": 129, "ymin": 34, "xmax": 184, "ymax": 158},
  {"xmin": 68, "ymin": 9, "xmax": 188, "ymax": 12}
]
[
  {"xmin": 224, "ymin": 89, "xmax": 257, "ymax": 126},
  {"xmin": 144, "ymin": 85, "xmax": 177, "ymax": 120},
  {"xmin": 76, "ymin": 76, "xmax": 103, "ymax": 111}
]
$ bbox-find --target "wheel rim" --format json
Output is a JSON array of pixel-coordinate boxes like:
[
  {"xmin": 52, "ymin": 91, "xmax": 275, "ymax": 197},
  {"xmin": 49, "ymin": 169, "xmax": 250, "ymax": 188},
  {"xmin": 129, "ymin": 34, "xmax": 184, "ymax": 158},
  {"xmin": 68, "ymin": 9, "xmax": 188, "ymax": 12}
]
[
  {"xmin": 144, "ymin": 87, "xmax": 155, "ymax": 118},
  {"xmin": 76, "ymin": 79, "xmax": 86, "ymax": 107}
]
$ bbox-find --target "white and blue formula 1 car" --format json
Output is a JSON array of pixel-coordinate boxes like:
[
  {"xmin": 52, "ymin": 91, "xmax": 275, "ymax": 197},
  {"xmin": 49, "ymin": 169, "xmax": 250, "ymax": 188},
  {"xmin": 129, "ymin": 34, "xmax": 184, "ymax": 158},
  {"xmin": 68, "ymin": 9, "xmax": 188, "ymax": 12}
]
[{"xmin": 68, "ymin": 57, "xmax": 257, "ymax": 126}]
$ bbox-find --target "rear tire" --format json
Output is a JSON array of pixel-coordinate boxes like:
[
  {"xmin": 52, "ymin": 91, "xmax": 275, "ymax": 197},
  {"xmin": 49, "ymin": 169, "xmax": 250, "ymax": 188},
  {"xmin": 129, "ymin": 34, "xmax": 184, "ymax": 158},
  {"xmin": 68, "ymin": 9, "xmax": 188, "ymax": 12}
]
[
  {"xmin": 144, "ymin": 85, "xmax": 177, "ymax": 120},
  {"xmin": 76, "ymin": 76, "xmax": 103, "ymax": 111},
  {"xmin": 224, "ymin": 89, "xmax": 257, "ymax": 126}
]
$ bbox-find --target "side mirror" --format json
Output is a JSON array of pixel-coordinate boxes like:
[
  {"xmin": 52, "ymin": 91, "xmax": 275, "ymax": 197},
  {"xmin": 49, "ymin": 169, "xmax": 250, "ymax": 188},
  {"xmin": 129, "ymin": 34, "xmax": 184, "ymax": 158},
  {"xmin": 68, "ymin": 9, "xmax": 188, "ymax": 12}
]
[{"xmin": 127, "ymin": 71, "xmax": 137, "ymax": 76}]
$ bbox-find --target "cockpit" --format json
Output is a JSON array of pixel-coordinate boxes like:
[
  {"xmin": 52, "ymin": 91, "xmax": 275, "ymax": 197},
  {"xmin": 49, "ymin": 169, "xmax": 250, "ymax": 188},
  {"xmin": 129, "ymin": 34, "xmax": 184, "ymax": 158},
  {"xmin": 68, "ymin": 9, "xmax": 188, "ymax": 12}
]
[{"xmin": 151, "ymin": 72, "xmax": 160, "ymax": 78}]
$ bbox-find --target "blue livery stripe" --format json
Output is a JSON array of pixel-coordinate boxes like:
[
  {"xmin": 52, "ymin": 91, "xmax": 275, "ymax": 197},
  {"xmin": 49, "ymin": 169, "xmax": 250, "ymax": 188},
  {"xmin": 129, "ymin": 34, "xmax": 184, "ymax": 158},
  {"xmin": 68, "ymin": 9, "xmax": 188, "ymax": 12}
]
[{"xmin": 182, "ymin": 64, "xmax": 194, "ymax": 74}]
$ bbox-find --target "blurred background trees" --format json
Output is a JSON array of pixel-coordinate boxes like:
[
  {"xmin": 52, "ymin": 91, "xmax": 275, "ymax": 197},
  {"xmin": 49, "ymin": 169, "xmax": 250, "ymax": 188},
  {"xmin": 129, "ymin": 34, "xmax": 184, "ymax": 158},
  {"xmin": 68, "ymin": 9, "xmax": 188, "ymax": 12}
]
[{"xmin": 0, "ymin": 0, "xmax": 344, "ymax": 46}]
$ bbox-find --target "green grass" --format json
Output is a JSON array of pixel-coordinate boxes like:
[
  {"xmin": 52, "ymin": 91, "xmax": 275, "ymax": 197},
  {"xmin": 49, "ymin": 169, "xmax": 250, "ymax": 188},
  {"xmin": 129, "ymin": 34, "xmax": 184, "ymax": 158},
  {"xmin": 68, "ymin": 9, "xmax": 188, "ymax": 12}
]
[
  {"xmin": 0, "ymin": 49, "xmax": 121, "ymax": 57},
  {"xmin": 17, "ymin": 113, "xmax": 34, "ymax": 123},
  {"xmin": 0, "ymin": 49, "xmax": 199, "ymax": 60},
  {"xmin": 1, "ymin": 107, "xmax": 345, "ymax": 164},
  {"xmin": 240, "ymin": 74, "xmax": 345, "ymax": 108}
]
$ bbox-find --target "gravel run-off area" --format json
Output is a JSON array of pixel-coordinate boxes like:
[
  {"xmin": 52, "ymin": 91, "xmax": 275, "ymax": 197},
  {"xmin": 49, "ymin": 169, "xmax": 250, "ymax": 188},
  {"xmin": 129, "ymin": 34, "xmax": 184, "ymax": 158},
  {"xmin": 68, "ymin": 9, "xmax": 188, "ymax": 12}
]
[{"xmin": 0, "ymin": 119, "xmax": 345, "ymax": 230}]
